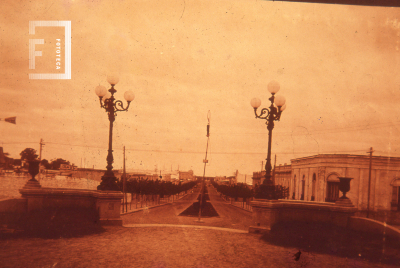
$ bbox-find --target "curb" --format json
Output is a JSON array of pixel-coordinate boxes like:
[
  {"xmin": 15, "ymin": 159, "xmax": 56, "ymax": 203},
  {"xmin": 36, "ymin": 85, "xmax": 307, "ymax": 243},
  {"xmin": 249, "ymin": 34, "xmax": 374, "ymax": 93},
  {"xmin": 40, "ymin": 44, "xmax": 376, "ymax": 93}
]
[
  {"xmin": 209, "ymin": 187, "xmax": 253, "ymax": 214},
  {"xmin": 217, "ymin": 192, "xmax": 253, "ymax": 214},
  {"xmin": 228, "ymin": 203, "xmax": 253, "ymax": 214},
  {"xmin": 123, "ymin": 223, "xmax": 249, "ymax": 233},
  {"xmin": 121, "ymin": 202, "xmax": 171, "ymax": 215},
  {"xmin": 121, "ymin": 193, "xmax": 190, "ymax": 215}
]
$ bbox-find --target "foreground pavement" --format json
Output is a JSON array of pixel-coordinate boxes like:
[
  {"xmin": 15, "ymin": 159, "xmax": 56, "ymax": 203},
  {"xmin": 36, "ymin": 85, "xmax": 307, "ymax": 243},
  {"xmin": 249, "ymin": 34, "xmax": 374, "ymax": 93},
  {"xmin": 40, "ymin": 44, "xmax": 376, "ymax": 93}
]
[
  {"xmin": 1, "ymin": 185, "xmax": 399, "ymax": 267},
  {"xmin": 1, "ymin": 226, "xmax": 398, "ymax": 268}
]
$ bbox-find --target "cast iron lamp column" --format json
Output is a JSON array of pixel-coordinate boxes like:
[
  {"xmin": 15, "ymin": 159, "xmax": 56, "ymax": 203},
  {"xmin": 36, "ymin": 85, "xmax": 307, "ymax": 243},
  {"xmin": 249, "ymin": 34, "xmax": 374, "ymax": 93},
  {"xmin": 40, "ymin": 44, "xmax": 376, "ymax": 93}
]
[
  {"xmin": 251, "ymin": 81, "xmax": 286, "ymax": 185},
  {"xmin": 95, "ymin": 75, "xmax": 135, "ymax": 191}
]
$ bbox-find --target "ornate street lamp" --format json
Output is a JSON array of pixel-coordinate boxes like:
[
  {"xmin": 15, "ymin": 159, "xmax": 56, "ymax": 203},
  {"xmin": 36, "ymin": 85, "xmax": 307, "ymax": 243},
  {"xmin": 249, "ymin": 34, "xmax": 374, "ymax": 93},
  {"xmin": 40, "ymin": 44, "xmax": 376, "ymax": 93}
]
[
  {"xmin": 95, "ymin": 74, "xmax": 135, "ymax": 191},
  {"xmin": 251, "ymin": 81, "xmax": 286, "ymax": 185}
]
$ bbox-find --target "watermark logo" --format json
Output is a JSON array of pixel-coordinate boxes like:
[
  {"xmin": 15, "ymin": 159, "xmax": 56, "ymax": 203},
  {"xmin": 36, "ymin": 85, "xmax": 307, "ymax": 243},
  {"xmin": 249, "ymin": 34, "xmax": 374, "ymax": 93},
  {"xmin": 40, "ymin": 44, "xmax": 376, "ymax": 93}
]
[{"xmin": 29, "ymin": 21, "xmax": 71, "ymax": 79}]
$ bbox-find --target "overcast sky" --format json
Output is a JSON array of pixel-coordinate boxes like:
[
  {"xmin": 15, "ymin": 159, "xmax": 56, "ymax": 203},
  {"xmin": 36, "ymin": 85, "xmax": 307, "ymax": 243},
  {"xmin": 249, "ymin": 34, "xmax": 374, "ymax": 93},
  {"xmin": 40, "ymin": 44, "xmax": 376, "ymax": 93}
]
[{"xmin": 1, "ymin": 0, "xmax": 400, "ymax": 177}]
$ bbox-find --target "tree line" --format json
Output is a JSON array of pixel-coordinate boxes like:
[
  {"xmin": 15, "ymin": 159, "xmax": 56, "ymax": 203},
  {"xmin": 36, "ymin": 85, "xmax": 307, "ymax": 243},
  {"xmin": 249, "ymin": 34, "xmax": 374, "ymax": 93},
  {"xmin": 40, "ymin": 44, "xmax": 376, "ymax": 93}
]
[
  {"xmin": 20, "ymin": 148, "xmax": 73, "ymax": 170},
  {"xmin": 212, "ymin": 181, "xmax": 289, "ymax": 200},
  {"xmin": 122, "ymin": 179, "xmax": 198, "ymax": 198},
  {"xmin": 211, "ymin": 181, "xmax": 253, "ymax": 201}
]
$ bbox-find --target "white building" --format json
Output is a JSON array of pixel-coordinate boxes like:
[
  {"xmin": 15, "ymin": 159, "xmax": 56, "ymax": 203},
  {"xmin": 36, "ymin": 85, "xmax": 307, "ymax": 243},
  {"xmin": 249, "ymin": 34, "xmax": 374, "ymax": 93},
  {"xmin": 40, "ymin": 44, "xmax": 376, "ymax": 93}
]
[{"xmin": 273, "ymin": 154, "xmax": 400, "ymax": 215}]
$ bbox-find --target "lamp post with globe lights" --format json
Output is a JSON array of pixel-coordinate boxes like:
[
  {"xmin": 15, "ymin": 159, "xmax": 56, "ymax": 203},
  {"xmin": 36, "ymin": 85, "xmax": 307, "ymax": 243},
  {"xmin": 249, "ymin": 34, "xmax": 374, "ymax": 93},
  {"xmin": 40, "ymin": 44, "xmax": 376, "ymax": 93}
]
[
  {"xmin": 95, "ymin": 75, "xmax": 135, "ymax": 191},
  {"xmin": 251, "ymin": 81, "xmax": 286, "ymax": 185}
]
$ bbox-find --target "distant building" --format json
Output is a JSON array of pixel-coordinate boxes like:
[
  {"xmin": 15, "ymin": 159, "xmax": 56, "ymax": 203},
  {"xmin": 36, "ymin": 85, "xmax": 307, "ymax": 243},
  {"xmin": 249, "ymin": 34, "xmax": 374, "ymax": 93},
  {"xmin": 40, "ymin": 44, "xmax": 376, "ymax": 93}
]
[
  {"xmin": 214, "ymin": 176, "xmax": 228, "ymax": 185},
  {"xmin": 128, "ymin": 173, "xmax": 148, "ymax": 180},
  {"xmin": 0, "ymin": 147, "xmax": 15, "ymax": 171},
  {"xmin": 0, "ymin": 147, "xmax": 6, "ymax": 166},
  {"xmin": 234, "ymin": 170, "xmax": 252, "ymax": 185},
  {"xmin": 127, "ymin": 173, "xmax": 158, "ymax": 181},
  {"xmin": 227, "ymin": 176, "xmax": 236, "ymax": 185},
  {"xmin": 179, "ymin": 170, "xmax": 195, "ymax": 182},
  {"xmin": 196, "ymin": 176, "xmax": 214, "ymax": 182},
  {"xmin": 40, "ymin": 168, "xmax": 119, "ymax": 181},
  {"xmin": 60, "ymin": 163, "xmax": 78, "ymax": 170},
  {"xmin": 125, "ymin": 169, "xmax": 184, "ymax": 183},
  {"xmin": 252, "ymin": 171, "xmax": 266, "ymax": 187}
]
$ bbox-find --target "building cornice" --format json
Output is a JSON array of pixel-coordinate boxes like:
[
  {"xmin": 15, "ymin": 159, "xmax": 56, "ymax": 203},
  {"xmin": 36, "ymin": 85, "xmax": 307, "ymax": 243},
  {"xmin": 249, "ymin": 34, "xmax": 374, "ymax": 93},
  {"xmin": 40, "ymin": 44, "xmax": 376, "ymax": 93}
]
[{"xmin": 290, "ymin": 154, "xmax": 400, "ymax": 169}]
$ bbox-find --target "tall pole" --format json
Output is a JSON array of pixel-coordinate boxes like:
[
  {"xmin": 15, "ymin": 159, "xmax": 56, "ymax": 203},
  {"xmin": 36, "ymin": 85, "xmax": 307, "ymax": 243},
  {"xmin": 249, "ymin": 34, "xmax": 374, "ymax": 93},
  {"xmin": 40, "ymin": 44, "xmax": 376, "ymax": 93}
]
[
  {"xmin": 251, "ymin": 81, "xmax": 286, "ymax": 187},
  {"xmin": 39, "ymin": 139, "xmax": 44, "ymax": 161},
  {"xmin": 260, "ymin": 161, "xmax": 263, "ymax": 186},
  {"xmin": 106, "ymin": 101, "xmax": 115, "ymax": 179},
  {"xmin": 367, "ymin": 147, "xmax": 373, "ymax": 218},
  {"xmin": 265, "ymin": 105, "xmax": 275, "ymax": 184},
  {"xmin": 95, "ymin": 80, "xmax": 134, "ymax": 191},
  {"xmin": 198, "ymin": 111, "xmax": 210, "ymax": 222},
  {"xmin": 98, "ymin": 87, "xmax": 118, "ymax": 191},
  {"xmin": 38, "ymin": 138, "xmax": 44, "ymax": 180},
  {"xmin": 123, "ymin": 146, "xmax": 127, "ymax": 213},
  {"xmin": 272, "ymin": 154, "xmax": 277, "ymax": 184}
]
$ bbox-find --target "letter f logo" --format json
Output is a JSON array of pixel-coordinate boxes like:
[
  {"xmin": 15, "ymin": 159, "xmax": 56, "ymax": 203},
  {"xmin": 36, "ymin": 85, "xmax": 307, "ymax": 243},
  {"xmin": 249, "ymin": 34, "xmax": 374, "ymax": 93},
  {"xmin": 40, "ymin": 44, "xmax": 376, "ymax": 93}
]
[
  {"xmin": 29, "ymin": 39, "xmax": 44, "ymax": 69},
  {"xmin": 28, "ymin": 21, "xmax": 71, "ymax": 79}
]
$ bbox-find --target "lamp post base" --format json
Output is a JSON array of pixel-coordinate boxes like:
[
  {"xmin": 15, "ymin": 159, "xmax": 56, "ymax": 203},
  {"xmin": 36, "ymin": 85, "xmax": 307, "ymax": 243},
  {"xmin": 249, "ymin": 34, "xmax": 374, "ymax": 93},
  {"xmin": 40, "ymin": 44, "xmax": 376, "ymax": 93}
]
[
  {"xmin": 262, "ymin": 179, "xmax": 273, "ymax": 185},
  {"xmin": 22, "ymin": 179, "xmax": 42, "ymax": 189},
  {"xmin": 97, "ymin": 175, "xmax": 120, "ymax": 191}
]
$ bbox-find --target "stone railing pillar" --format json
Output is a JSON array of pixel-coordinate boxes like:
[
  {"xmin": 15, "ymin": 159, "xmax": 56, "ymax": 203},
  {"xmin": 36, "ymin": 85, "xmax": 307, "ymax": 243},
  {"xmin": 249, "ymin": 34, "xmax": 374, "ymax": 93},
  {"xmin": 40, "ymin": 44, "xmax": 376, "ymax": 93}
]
[
  {"xmin": 94, "ymin": 191, "xmax": 124, "ymax": 226},
  {"xmin": 249, "ymin": 199, "xmax": 280, "ymax": 233}
]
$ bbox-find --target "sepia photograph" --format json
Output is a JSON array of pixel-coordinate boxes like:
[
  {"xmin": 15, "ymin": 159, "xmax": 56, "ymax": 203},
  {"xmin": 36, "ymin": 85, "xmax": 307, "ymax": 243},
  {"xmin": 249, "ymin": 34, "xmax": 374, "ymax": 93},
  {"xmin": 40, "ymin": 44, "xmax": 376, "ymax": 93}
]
[{"xmin": 1, "ymin": 0, "xmax": 400, "ymax": 267}]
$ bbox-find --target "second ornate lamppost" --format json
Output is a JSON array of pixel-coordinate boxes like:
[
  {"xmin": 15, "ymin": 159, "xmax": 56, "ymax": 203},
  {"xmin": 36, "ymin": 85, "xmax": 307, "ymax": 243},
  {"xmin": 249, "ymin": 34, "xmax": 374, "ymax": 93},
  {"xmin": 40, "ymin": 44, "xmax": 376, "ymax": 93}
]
[
  {"xmin": 251, "ymin": 81, "xmax": 286, "ymax": 185},
  {"xmin": 95, "ymin": 75, "xmax": 135, "ymax": 191}
]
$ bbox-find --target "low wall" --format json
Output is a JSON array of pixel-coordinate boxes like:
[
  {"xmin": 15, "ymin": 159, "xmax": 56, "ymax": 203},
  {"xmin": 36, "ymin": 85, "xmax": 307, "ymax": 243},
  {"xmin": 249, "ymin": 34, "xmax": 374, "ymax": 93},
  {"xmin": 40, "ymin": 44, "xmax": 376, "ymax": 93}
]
[
  {"xmin": 0, "ymin": 198, "xmax": 27, "ymax": 213},
  {"xmin": 12, "ymin": 187, "xmax": 124, "ymax": 226},
  {"xmin": 19, "ymin": 188, "xmax": 97, "ymax": 211},
  {"xmin": 0, "ymin": 175, "xmax": 99, "ymax": 199},
  {"xmin": 0, "ymin": 198, "xmax": 27, "ymax": 226},
  {"xmin": 250, "ymin": 199, "xmax": 357, "ymax": 233}
]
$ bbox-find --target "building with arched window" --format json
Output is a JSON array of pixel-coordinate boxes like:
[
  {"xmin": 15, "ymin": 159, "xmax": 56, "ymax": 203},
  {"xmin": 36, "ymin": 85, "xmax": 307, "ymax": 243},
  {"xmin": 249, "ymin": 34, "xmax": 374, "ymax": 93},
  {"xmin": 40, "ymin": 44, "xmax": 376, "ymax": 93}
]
[
  {"xmin": 273, "ymin": 154, "xmax": 400, "ymax": 216},
  {"xmin": 391, "ymin": 178, "xmax": 400, "ymax": 211}
]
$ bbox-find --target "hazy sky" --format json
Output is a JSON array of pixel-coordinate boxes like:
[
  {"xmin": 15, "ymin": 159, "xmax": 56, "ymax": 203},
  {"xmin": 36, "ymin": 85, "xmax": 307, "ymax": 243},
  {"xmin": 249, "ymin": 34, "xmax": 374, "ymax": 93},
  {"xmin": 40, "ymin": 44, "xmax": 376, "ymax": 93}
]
[{"xmin": 1, "ymin": 0, "xmax": 400, "ymax": 177}]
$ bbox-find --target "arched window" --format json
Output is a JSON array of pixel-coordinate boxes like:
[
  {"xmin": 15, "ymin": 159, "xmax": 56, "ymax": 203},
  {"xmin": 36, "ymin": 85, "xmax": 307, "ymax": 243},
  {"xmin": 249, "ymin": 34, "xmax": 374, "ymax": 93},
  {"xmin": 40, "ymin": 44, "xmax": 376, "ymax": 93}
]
[
  {"xmin": 286, "ymin": 178, "xmax": 289, "ymax": 199},
  {"xmin": 292, "ymin": 175, "xmax": 296, "ymax": 200},
  {"xmin": 311, "ymin": 173, "xmax": 316, "ymax": 201},
  {"xmin": 391, "ymin": 179, "xmax": 400, "ymax": 211},
  {"xmin": 326, "ymin": 174, "xmax": 340, "ymax": 202},
  {"xmin": 301, "ymin": 175, "xmax": 305, "ymax": 200}
]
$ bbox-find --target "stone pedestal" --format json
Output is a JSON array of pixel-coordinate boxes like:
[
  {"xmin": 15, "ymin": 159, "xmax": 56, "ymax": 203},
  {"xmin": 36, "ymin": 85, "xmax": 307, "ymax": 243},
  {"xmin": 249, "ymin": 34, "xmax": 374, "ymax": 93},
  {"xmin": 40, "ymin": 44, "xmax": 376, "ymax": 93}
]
[
  {"xmin": 249, "ymin": 199, "xmax": 280, "ymax": 234},
  {"xmin": 335, "ymin": 197, "xmax": 354, "ymax": 207},
  {"xmin": 22, "ymin": 180, "xmax": 42, "ymax": 189},
  {"xmin": 94, "ymin": 191, "xmax": 124, "ymax": 226}
]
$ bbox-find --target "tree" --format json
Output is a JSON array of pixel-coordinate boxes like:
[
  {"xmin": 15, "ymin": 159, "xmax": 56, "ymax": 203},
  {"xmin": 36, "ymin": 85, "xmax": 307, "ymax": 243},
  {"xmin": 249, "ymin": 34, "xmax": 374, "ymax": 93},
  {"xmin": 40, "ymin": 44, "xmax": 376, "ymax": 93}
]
[
  {"xmin": 20, "ymin": 148, "xmax": 38, "ymax": 161},
  {"xmin": 1, "ymin": 151, "xmax": 13, "ymax": 170},
  {"xmin": 50, "ymin": 158, "xmax": 70, "ymax": 170},
  {"xmin": 41, "ymin": 159, "xmax": 51, "ymax": 169}
]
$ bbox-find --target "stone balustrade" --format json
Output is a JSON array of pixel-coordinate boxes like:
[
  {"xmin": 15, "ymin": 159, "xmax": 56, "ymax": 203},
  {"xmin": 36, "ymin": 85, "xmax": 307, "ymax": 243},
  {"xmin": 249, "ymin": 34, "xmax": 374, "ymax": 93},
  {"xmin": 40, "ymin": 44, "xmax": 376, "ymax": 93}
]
[
  {"xmin": 249, "ymin": 199, "xmax": 357, "ymax": 233},
  {"xmin": 18, "ymin": 187, "xmax": 123, "ymax": 225}
]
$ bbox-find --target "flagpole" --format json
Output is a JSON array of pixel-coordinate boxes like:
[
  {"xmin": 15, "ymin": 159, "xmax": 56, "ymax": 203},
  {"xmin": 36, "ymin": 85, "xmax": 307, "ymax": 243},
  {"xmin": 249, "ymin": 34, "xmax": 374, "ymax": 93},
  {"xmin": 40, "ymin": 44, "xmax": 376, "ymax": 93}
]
[{"xmin": 197, "ymin": 111, "xmax": 211, "ymax": 223}]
